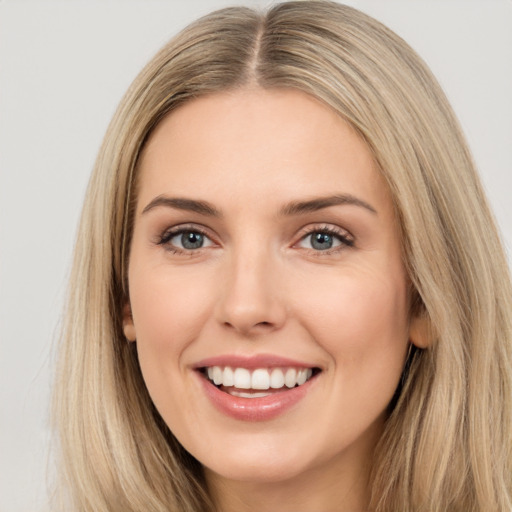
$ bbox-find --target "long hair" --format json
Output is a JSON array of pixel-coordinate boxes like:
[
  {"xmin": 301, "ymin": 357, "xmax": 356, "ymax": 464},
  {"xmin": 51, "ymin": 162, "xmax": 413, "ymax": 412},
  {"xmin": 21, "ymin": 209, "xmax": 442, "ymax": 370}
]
[{"xmin": 53, "ymin": 2, "xmax": 512, "ymax": 511}]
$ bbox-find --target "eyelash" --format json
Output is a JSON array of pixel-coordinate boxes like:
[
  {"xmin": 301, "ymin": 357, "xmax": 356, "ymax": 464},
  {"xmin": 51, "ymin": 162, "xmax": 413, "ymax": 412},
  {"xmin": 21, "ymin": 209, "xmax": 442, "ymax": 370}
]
[
  {"xmin": 156, "ymin": 224, "xmax": 354, "ymax": 255},
  {"xmin": 157, "ymin": 224, "xmax": 213, "ymax": 255},
  {"xmin": 295, "ymin": 224, "xmax": 354, "ymax": 255}
]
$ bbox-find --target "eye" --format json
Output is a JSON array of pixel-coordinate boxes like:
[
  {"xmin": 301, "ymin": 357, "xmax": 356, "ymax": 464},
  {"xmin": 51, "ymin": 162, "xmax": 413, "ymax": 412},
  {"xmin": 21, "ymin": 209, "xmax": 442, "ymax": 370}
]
[
  {"xmin": 171, "ymin": 231, "xmax": 212, "ymax": 250},
  {"xmin": 297, "ymin": 226, "xmax": 354, "ymax": 252},
  {"xmin": 158, "ymin": 227, "xmax": 214, "ymax": 252}
]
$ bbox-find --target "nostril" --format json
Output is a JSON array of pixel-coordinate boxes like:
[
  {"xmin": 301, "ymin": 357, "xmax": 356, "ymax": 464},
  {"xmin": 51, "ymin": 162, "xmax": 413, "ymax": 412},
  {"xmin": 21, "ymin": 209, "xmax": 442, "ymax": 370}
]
[{"xmin": 222, "ymin": 319, "xmax": 275, "ymax": 333}]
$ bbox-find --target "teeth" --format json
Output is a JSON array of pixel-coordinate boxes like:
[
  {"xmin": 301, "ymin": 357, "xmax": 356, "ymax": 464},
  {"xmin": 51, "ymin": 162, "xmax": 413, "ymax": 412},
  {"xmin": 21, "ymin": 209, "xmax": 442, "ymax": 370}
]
[
  {"xmin": 297, "ymin": 369, "xmax": 308, "ymax": 386},
  {"xmin": 251, "ymin": 369, "xmax": 270, "ymax": 390},
  {"xmin": 230, "ymin": 390, "xmax": 272, "ymax": 398},
  {"xmin": 223, "ymin": 366, "xmax": 234, "ymax": 387},
  {"xmin": 233, "ymin": 368, "xmax": 251, "ymax": 389},
  {"xmin": 270, "ymin": 368, "xmax": 285, "ymax": 389},
  {"xmin": 204, "ymin": 365, "xmax": 315, "ymax": 390},
  {"xmin": 212, "ymin": 366, "xmax": 223, "ymax": 385},
  {"xmin": 284, "ymin": 368, "xmax": 297, "ymax": 388}
]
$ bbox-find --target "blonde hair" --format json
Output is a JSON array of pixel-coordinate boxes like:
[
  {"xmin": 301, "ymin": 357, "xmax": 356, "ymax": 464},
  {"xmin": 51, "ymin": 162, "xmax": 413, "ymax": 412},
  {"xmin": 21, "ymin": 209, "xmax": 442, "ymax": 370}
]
[{"xmin": 53, "ymin": 2, "xmax": 512, "ymax": 511}]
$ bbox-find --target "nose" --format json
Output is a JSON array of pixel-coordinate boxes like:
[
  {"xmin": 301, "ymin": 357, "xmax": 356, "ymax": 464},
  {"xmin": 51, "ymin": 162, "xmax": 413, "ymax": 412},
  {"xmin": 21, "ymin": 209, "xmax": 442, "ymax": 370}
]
[{"xmin": 216, "ymin": 247, "xmax": 287, "ymax": 336}]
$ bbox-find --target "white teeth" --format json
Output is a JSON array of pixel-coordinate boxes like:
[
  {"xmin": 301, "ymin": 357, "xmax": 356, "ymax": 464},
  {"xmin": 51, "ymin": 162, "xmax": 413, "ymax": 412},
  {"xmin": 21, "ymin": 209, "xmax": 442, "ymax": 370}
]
[
  {"xmin": 204, "ymin": 365, "xmax": 316, "ymax": 391},
  {"xmin": 297, "ymin": 369, "xmax": 308, "ymax": 386},
  {"xmin": 270, "ymin": 368, "xmax": 285, "ymax": 389},
  {"xmin": 212, "ymin": 366, "xmax": 223, "ymax": 385},
  {"xmin": 285, "ymin": 368, "xmax": 297, "ymax": 388},
  {"xmin": 229, "ymin": 390, "xmax": 271, "ymax": 398},
  {"xmin": 223, "ymin": 366, "xmax": 234, "ymax": 387},
  {"xmin": 251, "ymin": 368, "xmax": 270, "ymax": 390},
  {"xmin": 233, "ymin": 368, "xmax": 251, "ymax": 389}
]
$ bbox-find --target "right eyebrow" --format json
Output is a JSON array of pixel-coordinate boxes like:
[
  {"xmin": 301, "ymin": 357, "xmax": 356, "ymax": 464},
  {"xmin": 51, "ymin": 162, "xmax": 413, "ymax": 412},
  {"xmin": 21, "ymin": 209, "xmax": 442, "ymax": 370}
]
[{"xmin": 141, "ymin": 195, "xmax": 222, "ymax": 217}]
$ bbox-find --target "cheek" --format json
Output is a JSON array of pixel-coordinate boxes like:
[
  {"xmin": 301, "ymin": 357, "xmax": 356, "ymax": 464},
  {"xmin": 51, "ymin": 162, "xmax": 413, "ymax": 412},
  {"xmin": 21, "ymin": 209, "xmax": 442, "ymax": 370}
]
[
  {"xmin": 130, "ymin": 265, "xmax": 214, "ymax": 345},
  {"xmin": 293, "ymin": 269, "xmax": 410, "ymax": 378},
  {"xmin": 128, "ymin": 267, "xmax": 220, "ymax": 438},
  {"xmin": 128, "ymin": 263, "xmax": 217, "ymax": 400},
  {"xmin": 295, "ymin": 271, "xmax": 410, "ymax": 441}
]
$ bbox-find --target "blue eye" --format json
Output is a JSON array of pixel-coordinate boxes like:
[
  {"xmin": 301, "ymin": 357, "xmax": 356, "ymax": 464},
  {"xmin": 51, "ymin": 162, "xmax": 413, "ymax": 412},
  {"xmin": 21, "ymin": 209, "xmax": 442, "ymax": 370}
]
[
  {"xmin": 160, "ymin": 229, "xmax": 213, "ymax": 251},
  {"xmin": 298, "ymin": 228, "xmax": 353, "ymax": 252},
  {"xmin": 174, "ymin": 231, "xmax": 206, "ymax": 249},
  {"xmin": 310, "ymin": 232, "xmax": 336, "ymax": 250}
]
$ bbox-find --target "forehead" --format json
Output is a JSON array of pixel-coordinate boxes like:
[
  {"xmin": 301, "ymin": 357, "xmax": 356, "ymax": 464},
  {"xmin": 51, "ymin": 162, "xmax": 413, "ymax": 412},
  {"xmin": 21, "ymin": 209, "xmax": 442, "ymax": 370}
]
[{"xmin": 136, "ymin": 88, "xmax": 390, "ymax": 216}]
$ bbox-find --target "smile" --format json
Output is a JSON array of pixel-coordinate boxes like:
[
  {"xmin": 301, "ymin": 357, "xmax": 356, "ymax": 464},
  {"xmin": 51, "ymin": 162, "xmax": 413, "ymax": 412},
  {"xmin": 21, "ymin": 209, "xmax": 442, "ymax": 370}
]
[
  {"xmin": 194, "ymin": 357, "xmax": 321, "ymax": 421},
  {"xmin": 203, "ymin": 366, "xmax": 316, "ymax": 398}
]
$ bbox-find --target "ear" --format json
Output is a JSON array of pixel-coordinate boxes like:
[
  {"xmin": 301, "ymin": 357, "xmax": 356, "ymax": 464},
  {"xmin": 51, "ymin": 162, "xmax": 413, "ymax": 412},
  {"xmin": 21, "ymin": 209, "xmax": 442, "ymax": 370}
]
[
  {"xmin": 122, "ymin": 302, "xmax": 137, "ymax": 342},
  {"xmin": 409, "ymin": 313, "xmax": 431, "ymax": 349}
]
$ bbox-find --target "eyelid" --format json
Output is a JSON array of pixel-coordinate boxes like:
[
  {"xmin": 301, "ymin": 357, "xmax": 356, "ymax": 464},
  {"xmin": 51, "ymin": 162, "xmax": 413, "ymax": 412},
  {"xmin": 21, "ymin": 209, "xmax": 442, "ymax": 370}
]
[
  {"xmin": 157, "ymin": 223, "xmax": 218, "ymax": 253},
  {"xmin": 155, "ymin": 222, "xmax": 353, "ymax": 255},
  {"xmin": 293, "ymin": 224, "xmax": 355, "ymax": 253}
]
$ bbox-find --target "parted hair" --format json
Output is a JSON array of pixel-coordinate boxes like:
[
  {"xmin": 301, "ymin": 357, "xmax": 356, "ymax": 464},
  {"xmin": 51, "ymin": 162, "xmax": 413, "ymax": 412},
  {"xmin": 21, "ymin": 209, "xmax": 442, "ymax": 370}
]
[{"xmin": 52, "ymin": 2, "xmax": 512, "ymax": 511}]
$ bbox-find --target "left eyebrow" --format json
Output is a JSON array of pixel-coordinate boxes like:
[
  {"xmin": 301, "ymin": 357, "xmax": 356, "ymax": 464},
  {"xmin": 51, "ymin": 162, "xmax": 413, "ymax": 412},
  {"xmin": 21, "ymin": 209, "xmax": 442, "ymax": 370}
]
[{"xmin": 280, "ymin": 194, "xmax": 377, "ymax": 216}]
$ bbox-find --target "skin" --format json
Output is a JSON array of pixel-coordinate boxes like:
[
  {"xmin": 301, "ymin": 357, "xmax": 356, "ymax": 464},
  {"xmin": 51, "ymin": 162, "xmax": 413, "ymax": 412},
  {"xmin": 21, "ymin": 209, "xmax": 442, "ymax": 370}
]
[{"xmin": 123, "ymin": 88, "xmax": 427, "ymax": 512}]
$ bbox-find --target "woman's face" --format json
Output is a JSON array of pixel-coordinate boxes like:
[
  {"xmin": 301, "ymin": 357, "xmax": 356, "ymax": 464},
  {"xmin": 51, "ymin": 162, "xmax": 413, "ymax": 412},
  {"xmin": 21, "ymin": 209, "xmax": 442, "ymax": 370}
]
[{"xmin": 125, "ymin": 88, "xmax": 422, "ymax": 489}]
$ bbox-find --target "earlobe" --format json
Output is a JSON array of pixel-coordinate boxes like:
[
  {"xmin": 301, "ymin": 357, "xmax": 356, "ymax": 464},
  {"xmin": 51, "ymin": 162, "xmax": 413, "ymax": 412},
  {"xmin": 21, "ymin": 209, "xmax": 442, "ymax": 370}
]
[
  {"xmin": 409, "ymin": 313, "xmax": 431, "ymax": 349},
  {"xmin": 122, "ymin": 303, "xmax": 137, "ymax": 342}
]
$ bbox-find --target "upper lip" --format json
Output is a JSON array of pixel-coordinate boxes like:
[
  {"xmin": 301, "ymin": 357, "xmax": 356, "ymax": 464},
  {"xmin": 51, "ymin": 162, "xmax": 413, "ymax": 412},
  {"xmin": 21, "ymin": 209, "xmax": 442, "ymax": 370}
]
[{"xmin": 193, "ymin": 353, "xmax": 320, "ymax": 370}]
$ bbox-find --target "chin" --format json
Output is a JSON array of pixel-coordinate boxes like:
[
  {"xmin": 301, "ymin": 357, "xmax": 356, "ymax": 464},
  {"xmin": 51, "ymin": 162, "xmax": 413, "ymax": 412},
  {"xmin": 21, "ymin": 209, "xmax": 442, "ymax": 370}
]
[{"xmin": 197, "ymin": 435, "xmax": 323, "ymax": 484}]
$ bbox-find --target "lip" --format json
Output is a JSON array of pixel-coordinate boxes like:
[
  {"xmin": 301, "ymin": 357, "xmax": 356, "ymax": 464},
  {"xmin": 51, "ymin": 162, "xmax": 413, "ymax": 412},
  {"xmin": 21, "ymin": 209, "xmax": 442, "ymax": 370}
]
[
  {"xmin": 193, "ymin": 353, "xmax": 317, "ymax": 370},
  {"xmin": 197, "ymin": 372, "xmax": 316, "ymax": 421},
  {"xmin": 192, "ymin": 354, "xmax": 320, "ymax": 422}
]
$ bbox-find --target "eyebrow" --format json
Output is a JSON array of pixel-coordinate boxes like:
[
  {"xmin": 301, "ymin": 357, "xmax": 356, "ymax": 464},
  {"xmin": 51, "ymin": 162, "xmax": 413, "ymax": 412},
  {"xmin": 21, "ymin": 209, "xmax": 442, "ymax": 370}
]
[
  {"xmin": 142, "ymin": 195, "xmax": 221, "ymax": 217},
  {"xmin": 141, "ymin": 193, "xmax": 377, "ymax": 218},
  {"xmin": 280, "ymin": 194, "xmax": 377, "ymax": 216}
]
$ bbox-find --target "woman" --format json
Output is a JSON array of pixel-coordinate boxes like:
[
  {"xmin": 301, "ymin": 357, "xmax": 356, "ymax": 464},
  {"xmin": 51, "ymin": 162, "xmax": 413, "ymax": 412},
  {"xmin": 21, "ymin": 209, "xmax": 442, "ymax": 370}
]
[{"xmin": 53, "ymin": 1, "xmax": 512, "ymax": 511}]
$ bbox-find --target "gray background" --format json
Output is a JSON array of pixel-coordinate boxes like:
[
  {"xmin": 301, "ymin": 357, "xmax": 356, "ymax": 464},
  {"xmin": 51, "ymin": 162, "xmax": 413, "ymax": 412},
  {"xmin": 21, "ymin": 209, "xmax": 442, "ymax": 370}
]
[{"xmin": 1, "ymin": 1, "xmax": 511, "ymax": 510}]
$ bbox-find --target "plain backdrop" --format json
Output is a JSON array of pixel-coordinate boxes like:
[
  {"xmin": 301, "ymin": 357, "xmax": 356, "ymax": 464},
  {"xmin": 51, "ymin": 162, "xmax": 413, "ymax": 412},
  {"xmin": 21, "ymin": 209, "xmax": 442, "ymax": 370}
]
[{"xmin": 1, "ymin": 1, "xmax": 511, "ymax": 511}]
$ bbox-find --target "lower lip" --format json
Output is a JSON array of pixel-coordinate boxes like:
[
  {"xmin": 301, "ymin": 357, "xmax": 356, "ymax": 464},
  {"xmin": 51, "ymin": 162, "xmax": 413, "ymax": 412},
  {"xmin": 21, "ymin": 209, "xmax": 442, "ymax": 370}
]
[{"xmin": 198, "ymin": 373, "xmax": 315, "ymax": 421}]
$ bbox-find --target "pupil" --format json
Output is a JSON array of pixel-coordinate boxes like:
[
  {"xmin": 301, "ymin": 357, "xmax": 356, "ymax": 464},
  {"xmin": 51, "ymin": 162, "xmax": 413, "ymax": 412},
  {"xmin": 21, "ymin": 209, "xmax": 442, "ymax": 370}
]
[
  {"xmin": 311, "ymin": 232, "xmax": 333, "ymax": 250},
  {"xmin": 182, "ymin": 232, "xmax": 203, "ymax": 249}
]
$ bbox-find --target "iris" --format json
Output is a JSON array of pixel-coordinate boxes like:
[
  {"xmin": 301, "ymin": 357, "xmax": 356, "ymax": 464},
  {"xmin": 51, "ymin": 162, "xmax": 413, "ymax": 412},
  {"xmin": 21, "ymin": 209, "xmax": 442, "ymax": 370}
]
[
  {"xmin": 310, "ymin": 232, "xmax": 334, "ymax": 250},
  {"xmin": 181, "ymin": 231, "xmax": 204, "ymax": 249}
]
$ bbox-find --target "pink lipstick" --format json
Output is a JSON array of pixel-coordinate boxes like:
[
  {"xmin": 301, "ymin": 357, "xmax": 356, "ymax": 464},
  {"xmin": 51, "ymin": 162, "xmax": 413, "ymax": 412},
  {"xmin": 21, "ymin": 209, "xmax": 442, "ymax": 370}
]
[{"xmin": 193, "ymin": 354, "xmax": 320, "ymax": 421}]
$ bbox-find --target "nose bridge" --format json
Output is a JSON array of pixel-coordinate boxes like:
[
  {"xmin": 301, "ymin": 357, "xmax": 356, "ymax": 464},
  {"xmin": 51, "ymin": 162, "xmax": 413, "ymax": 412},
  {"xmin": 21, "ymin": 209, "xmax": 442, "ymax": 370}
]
[{"xmin": 217, "ymin": 236, "xmax": 285, "ymax": 335}]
